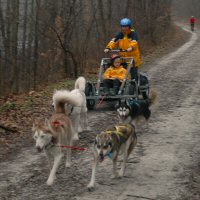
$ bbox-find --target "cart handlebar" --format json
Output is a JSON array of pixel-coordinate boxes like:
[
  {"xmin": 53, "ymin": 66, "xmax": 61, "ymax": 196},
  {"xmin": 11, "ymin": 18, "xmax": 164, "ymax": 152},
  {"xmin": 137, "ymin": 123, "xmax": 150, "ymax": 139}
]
[{"xmin": 107, "ymin": 49, "xmax": 128, "ymax": 53}]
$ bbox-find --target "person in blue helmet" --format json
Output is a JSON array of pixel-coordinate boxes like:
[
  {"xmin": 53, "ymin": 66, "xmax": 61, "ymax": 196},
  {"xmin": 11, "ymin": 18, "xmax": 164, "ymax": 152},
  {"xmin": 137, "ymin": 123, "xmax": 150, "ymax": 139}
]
[
  {"xmin": 104, "ymin": 18, "xmax": 139, "ymax": 53},
  {"xmin": 104, "ymin": 18, "xmax": 141, "ymax": 81}
]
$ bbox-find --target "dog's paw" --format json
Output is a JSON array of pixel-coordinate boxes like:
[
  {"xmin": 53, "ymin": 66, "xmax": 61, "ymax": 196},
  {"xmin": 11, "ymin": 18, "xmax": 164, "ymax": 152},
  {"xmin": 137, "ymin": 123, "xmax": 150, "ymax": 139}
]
[
  {"xmin": 111, "ymin": 173, "xmax": 120, "ymax": 179},
  {"xmin": 47, "ymin": 177, "xmax": 54, "ymax": 186},
  {"xmin": 86, "ymin": 126, "xmax": 92, "ymax": 131},
  {"xmin": 118, "ymin": 171, "xmax": 124, "ymax": 178},
  {"xmin": 78, "ymin": 127, "xmax": 83, "ymax": 133},
  {"xmin": 87, "ymin": 183, "xmax": 95, "ymax": 191},
  {"xmin": 73, "ymin": 134, "xmax": 79, "ymax": 140},
  {"xmin": 65, "ymin": 162, "xmax": 71, "ymax": 168}
]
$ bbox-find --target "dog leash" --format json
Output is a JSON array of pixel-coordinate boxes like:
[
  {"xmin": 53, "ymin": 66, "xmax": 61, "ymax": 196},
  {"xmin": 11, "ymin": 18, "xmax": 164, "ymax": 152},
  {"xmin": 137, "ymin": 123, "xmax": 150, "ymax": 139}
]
[
  {"xmin": 96, "ymin": 94, "xmax": 106, "ymax": 109},
  {"xmin": 58, "ymin": 145, "xmax": 88, "ymax": 151}
]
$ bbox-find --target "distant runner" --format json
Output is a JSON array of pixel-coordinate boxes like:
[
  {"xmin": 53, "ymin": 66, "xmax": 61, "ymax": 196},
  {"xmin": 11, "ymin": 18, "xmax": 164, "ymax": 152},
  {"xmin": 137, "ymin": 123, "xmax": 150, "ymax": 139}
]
[{"xmin": 190, "ymin": 16, "xmax": 196, "ymax": 31}]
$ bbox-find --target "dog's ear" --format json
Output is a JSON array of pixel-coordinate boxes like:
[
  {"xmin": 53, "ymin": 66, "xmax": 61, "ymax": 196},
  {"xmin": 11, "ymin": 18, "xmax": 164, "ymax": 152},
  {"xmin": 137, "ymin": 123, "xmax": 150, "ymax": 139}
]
[
  {"xmin": 94, "ymin": 135, "xmax": 99, "ymax": 144},
  {"xmin": 121, "ymin": 98, "xmax": 126, "ymax": 104},
  {"xmin": 115, "ymin": 99, "xmax": 121, "ymax": 108},
  {"xmin": 52, "ymin": 101, "xmax": 55, "ymax": 108},
  {"xmin": 32, "ymin": 123, "xmax": 36, "ymax": 132},
  {"xmin": 94, "ymin": 139, "xmax": 97, "ymax": 144},
  {"xmin": 45, "ymin": 118, "xmax": 51, "ymax": 128},
  {"xmin": 44, "ymin": 118, "xmax": 48, "ymax": 125},
  {"xmin": 51, "ymin": 135, "xmax": 58, "ymax": 144},
  {"xmin": 32, "ymin": 119, "xmax": 39, "ymax": 132}
]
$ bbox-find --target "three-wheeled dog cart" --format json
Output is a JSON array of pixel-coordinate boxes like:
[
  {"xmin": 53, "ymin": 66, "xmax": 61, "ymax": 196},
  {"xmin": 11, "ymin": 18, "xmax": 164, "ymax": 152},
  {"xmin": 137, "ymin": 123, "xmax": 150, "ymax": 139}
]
[{"xmin": 85, "ymin": 50, "xmax": 150, "ymax": 110}]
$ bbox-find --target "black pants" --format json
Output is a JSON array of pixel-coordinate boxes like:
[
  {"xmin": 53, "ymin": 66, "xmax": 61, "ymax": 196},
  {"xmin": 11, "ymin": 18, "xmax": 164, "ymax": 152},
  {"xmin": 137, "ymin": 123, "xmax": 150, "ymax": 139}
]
[
  {"xmin": 130, "ymin": 67, "xmax": 138, "ymax": 81},
  {"xmin": 103, "ymin": 79, "xmax": 121, "ymax": 89},
  {"xmin": 191, "ymin": 23, "xmax": 194, "ymax": 31},
  {"xmin": 121, "ymin": 62, "xmax": 138, "ymax": 80}
]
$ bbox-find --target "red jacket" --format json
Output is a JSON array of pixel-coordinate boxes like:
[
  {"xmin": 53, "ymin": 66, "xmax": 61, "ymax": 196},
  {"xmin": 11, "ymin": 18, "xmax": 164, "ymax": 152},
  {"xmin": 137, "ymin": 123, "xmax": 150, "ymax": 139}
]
[{"xmin": 190, "ymin": 17, "xmax": 196, "ymax": 24}]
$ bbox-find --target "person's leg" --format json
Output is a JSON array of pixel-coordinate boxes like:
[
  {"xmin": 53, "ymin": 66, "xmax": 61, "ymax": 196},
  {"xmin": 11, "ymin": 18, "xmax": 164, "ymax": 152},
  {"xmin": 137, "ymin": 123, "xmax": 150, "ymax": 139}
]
[
  {"xmin": 191, "ymin": 23, "xmax": 194, "ymax": 31},
  {"xmin": 113, "ymin": 79, "xmax": 121, "ymax": 95},
  {"xmin": 130, "ymin": 66, "xmax": 138, "ymax": 80},
  {"xmin": 103, "ymin": 79, "xmax": 113, "ymax": 95}
]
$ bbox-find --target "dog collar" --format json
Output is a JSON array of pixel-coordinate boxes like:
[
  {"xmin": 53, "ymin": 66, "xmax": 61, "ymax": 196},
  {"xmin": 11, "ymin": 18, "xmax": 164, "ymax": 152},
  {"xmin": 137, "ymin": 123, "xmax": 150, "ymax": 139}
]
[
  {"xmin": 45, "ymin": 141, "xmax": 55, "ymax": 150},
  {"xmin": 108, "ymin": 152, "xmax": 113, "ymax": 159}
]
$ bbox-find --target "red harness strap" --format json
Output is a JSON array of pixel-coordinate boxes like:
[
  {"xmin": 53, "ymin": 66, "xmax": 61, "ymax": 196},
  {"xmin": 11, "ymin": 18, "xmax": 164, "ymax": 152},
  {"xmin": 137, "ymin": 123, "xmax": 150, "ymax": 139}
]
[
  {"xmin": 52, "ymin": 121, "xmax": 64, "ymax": 127},
  {"xmin": 96, "ymin": 95, "xmax": 106, "ymax": 109},
  {"xmin": 52, "ymin": 121, "xmax": 87, "ymax": 151}
]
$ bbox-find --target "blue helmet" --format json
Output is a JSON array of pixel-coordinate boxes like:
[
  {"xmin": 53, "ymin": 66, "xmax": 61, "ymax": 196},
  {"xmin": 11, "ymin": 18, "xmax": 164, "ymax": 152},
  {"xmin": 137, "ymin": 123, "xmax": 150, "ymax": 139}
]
[{"xmin": 120, "ymin": 18, "xmax": 132, "ymax": 27}]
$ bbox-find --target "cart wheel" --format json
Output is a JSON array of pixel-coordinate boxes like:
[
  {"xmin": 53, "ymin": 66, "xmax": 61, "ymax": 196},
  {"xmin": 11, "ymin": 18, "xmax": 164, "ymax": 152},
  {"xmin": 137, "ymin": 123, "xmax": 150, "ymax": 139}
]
[
  {"xmin": 85, "ymin": 82, "xmax": 96, "ymax": 110},
  {"xmin": 142, "ymin": 89, "xmax": 149, "ymax": 99},
  {"xmin": 129, "ymin": 82, "xmax": 136, "ymax": 95}
]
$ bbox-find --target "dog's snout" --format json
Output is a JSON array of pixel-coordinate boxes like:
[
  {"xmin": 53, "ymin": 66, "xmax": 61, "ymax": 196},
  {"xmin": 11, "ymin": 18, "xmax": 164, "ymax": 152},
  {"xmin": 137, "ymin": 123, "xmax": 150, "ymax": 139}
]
[
  {"xmin": 99, "ymin": 151, "xmax": 104, "ymax": 158},
  {"xmin": 99, "ymin": 151, "xmax": 105, "ymax": 162},
  {"xmin": 36, "ymin": 146, "xmax": 42, "ymax": 152}
]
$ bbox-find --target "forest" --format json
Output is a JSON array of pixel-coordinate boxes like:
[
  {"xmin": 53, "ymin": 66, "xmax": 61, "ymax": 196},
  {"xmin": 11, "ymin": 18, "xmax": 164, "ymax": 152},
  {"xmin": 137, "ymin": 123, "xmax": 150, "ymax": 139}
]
[
  {"xmin": 0, "ymin": 0, "xmax": 172, "ymax": 96},
  {"xmin": 173, "ymin": 0, "xmax": 200, "ymax": 19}
]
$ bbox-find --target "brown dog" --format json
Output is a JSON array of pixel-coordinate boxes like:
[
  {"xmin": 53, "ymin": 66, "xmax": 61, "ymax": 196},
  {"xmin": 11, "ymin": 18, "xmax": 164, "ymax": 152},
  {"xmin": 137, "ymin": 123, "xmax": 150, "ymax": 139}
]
[{"xmin": 33, "ymin": 93, "xmax": 76, "ymax": 186}]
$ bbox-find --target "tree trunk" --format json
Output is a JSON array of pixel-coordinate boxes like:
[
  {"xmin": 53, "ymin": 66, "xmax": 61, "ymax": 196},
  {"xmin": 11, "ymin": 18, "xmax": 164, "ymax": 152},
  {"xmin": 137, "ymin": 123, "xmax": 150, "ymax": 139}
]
[
  {"xmin": 33, "ymin": 0, "xmax": 40, "ymax": 90},
  {"xmin": 20, "ymin": 0, "xmax": 28, "ymax": 92},
  {"xmin": 10, "ymin": 0, "xmax": 19, "ymax": 93}
]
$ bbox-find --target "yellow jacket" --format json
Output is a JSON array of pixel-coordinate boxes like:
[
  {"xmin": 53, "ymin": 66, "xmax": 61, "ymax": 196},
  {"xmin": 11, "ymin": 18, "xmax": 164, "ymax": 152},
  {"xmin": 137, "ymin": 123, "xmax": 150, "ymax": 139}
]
[
  {"xmin": 103, "ymin": 66, "xmax": 127, "ymax": 81},
  {"xmin": 106, "ymin": 30, "xmax": 141, "ymax": 67}
]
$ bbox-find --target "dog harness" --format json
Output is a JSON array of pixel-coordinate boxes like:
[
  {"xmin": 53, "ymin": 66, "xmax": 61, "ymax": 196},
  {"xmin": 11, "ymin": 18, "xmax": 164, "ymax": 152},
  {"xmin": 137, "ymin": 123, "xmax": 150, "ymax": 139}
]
[
  {"xmin": 105, "ymin": 125, "xmax": 128, "ymax": 136},
  {"xmin": 45, "ymin": 141, "xmax": 55, "ymax": 150},
  {"xmin": 99, "ymin": 124, "xmax": 133, "ymax": 159},
  {"xmin": 105, "ymin": 128, "xmax": 124, "ymax": 137},
  {"xmin": 68, "ymin": 106, "xmax": 74, "ymax": 116},
  {"xmin": 51, "ymin": 121, "xmax": 64, "ymax": 127},
  {"xmin": 68, "ymin": 106, "xmax": 82, "ymax": 116},
  {"xmin": 105, "ymin": 125, "xmax": 130, "ymax": 147},
  {"xmin": 127, "ymin": 99, "xmax": 140, "ymax": 108}
]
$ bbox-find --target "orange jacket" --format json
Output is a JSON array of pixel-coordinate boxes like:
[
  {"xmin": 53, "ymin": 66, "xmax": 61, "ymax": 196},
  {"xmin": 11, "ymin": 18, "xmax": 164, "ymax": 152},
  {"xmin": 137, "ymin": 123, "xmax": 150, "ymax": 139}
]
[
  {"xmin": 106, "ymin": 30, "xmax": 141, "ymax": 67},
  {"xmin": 103, "ymin": 66, "xmax": 127, "ymax": 81}
]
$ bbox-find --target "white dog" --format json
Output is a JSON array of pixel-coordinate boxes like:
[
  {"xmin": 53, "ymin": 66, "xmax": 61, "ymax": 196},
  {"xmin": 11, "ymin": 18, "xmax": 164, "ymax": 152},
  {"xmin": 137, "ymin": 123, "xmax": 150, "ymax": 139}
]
[
  {"xmin": 33, "ymin": 95, "xmax": 76, "ymax": 185},
  {"xmin": 53, "ymin": 76, "xmax": 89, "ymax": 139}
]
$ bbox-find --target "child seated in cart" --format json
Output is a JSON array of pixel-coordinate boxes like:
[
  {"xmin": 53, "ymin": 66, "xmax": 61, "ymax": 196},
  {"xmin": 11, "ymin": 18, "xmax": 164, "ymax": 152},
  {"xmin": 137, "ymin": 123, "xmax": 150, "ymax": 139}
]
[{"xmin": 103, "ymin": 54, "xmax": 127, "ymax": 95}]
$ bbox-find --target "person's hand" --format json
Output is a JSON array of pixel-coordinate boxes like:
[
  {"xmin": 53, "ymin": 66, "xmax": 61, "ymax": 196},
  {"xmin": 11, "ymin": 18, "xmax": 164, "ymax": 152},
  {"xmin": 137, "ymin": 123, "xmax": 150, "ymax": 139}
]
[
  {"xmin": 127, "ymin": 47, "xmax": 133, "ymax": 52},
  {"xmin": 104, "ymin": 48, "xmax": 110, "ymax": 53}
]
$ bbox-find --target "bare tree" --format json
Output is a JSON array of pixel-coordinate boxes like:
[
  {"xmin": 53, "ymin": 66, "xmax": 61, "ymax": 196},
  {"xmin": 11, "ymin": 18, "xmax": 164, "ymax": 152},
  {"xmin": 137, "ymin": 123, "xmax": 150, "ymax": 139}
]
[{"xmin": 0, "ymin": 0, "xmax": 173, "ymax": 96}]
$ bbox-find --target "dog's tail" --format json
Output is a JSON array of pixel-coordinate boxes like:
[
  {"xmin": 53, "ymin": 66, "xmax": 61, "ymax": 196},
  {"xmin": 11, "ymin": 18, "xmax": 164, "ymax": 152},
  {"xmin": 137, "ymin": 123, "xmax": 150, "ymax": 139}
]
[
  {"xmin": 149, "ymin": 90, "xmax": 157, "ymax": 105},
  {"xmin": 53, "ymin": 90, "xmax": 81, "ymax": 113},
  {"xmin": 74, "ymin": 76, "xmax": 86, "ymax": 92}
]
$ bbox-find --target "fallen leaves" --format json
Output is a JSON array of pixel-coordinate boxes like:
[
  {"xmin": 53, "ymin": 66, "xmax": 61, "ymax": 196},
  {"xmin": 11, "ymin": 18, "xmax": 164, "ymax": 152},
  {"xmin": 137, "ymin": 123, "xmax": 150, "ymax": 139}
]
[{"xmin": 0, "ymin": 79, "xmax": 74, "ymax": 152}]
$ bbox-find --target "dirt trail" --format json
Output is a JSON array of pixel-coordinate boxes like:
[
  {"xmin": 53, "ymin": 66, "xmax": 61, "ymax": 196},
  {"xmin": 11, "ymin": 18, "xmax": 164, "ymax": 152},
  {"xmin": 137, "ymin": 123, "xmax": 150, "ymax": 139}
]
[{"xmin": 0, "ymin": 26, "xmax": 200, "ymax": 200}]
